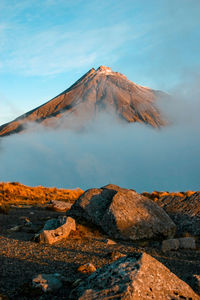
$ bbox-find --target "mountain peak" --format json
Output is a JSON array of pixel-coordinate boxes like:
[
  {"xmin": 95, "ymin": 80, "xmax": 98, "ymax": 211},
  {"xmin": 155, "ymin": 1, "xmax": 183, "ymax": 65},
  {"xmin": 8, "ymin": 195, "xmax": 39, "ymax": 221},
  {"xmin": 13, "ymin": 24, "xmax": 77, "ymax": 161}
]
[
  {"xmin": 0, "ymin": 67, "xmax": 166, "ymax": 136},
  {"xmin": 96, "ymin": 65, "xmax": 113, "ymax": 74}
]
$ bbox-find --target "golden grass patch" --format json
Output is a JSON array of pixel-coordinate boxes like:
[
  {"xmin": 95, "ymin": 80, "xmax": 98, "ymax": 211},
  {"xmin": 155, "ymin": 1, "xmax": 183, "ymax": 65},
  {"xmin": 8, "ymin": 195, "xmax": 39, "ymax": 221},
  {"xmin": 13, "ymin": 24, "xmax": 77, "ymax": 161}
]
[{"xmin": 0, "ymin": 182, "xmax": 84, "ymax": 206}]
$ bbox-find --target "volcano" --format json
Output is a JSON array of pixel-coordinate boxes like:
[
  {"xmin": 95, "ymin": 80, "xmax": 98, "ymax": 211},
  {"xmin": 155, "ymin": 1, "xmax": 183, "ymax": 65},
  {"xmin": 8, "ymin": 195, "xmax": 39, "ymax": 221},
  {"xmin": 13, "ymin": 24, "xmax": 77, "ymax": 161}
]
[{"xmin": 0, "ymin": 66, "xmax": 166, "ymax": 137}]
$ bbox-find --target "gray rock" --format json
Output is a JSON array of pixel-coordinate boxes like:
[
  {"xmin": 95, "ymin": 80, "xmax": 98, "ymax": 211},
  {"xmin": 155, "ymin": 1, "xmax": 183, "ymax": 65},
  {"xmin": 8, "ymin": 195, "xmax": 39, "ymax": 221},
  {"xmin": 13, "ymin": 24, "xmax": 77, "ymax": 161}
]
[
  {"xmin": 47, "ymin": 200, "xmax": 72, "ymax": 212},
  {"xmin": 162, "ymin": 237, "xmax": 196, "ymax": 252},
  {"xmin": 162, "ymin": 238, "xmax": 180, "ymax": 252},
  {"xmin": 37, "ymin": 216, "xmax": 76, "ymax": 244},
  {"xmin": 179, "ymin": 237, "xmax": 196, "ymax": 249},
  {"xmin": 70, "ymin": 253, "xmax": 200, "ymax": 299},
  {"xmin": 69, "ymin": 185, "xmax": 176, "ymax": 241},
  {"xmin": 32, "ymin": 273, "xmax": 65, "ymax": 292},
  {"xmin": 155, "ymin": 191, "xmax": 200, "ymax": 236}
]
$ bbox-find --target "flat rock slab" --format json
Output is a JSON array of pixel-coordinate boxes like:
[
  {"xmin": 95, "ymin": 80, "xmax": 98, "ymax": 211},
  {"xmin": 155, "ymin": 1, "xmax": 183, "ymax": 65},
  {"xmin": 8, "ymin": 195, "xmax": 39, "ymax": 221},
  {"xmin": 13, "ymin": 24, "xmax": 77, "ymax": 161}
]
[
  {"xmin": 68, "ymin": 184, "xmax": 176, "ymax": 241},
  {"xmin": 70, "ymin": 252, "xmax": 200, "ymax": 299},
  {"xmin": 37, "ymin": 216, "xmax": 76, "ymax": 244},
  {"xmin": 47, "ymin": 200, "xmax": 72, "ymax": 212}
]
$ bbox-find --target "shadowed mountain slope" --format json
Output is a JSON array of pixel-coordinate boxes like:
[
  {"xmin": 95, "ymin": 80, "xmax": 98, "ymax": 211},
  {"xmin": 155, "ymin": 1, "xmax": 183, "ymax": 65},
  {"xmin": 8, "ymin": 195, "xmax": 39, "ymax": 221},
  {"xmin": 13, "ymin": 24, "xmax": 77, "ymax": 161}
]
[{"xmin": 0, "ymin": 66, "xmax": 166, "ymax": 136}]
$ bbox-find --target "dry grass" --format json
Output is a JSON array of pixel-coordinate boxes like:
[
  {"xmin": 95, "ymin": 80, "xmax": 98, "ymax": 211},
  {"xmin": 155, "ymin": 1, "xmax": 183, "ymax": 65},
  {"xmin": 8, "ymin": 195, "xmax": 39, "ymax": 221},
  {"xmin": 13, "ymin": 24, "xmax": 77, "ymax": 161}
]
[
  {"xmin": 142, "ymin": 190, "xmax": 195, "ymax": 201},
  {"xmin": 185, "ymin": 191, "xmax": 195, "ymax": 197},
  {"xmin": 1, "ymin": 181, "xmax": 197, "ymax": 209},
  {"xmin": 169, "ymin": 192, "xmax": 185, "ymax": 197},
  {"xmin": 0, "ymin": 182, "xmax": 84, "ymax": 206}
]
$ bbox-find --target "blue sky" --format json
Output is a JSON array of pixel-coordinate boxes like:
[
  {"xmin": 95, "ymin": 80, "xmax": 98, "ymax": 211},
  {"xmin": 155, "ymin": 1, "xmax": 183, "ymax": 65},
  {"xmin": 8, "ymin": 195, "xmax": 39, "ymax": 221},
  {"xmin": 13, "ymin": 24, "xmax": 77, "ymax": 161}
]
[{"xmin": 0, "ymin": 0, "xmax": 200, "ymax": 124}]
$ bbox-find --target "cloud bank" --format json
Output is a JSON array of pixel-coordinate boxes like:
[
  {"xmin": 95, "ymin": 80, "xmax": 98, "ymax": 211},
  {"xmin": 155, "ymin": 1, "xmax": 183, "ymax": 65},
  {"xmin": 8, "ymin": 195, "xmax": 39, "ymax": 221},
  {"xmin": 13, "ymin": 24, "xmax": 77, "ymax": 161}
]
[{"xmin": 0, "ymin": 87, "xmax": 200, "ymax": 193}]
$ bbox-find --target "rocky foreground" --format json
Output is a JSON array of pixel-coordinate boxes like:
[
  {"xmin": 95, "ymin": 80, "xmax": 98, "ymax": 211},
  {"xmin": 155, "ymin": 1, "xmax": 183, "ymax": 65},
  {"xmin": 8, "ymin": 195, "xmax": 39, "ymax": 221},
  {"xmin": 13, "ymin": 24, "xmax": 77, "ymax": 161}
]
[{"xmin": 0, "ymin": 183, "xmax": 200, "ymax": 299}]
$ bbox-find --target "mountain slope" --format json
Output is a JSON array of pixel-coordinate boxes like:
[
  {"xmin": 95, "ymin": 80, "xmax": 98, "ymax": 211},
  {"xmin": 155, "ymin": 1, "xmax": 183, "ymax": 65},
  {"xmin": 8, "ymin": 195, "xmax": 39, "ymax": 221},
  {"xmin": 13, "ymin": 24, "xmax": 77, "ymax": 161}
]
[{"xmin": 0, "ymin": 66, "xmax": 166, "ymax": 136}]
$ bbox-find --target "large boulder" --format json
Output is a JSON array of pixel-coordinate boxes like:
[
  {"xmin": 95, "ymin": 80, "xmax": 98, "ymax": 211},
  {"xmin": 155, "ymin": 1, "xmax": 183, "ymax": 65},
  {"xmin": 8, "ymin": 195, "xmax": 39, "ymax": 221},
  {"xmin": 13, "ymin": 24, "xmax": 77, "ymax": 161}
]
[
  {"xmin": 70, "ymin": 253, "xmax": 200, "ymax": 299},
  {"xmin": 155, "ymin": 191, "xmax": 200, "ymax": 236},
  {"xmin": 68, "ymin": 184, "xmax": 175, "ymax": 241}
]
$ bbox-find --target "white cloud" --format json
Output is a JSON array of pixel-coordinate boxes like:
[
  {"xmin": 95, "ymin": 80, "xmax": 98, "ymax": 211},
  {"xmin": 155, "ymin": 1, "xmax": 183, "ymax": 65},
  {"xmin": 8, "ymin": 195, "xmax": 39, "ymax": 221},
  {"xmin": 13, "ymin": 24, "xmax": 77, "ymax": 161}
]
[{"xmin": 0, "ymin": 108, "xmax": 200, "ymax": 192}]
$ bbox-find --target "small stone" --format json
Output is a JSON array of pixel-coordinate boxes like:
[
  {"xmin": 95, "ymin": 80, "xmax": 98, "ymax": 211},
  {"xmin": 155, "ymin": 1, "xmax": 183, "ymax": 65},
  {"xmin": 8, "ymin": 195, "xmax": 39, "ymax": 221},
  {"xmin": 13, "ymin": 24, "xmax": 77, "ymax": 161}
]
[
  {"xmin": 162, "ymin": 237, "xmax": 196, "ymax": 252},
  {"xmin": 111, "ymin": 251, "xmax": 126, "ymax": 261},
  {"xmin": 162, "ymin": 238, "xmax": 179, "ymax": 252},
  {"xmin": 72, "ymin": 279, "xmax": 83, "ymax": 288},
  {"xmin": 24, "ymin": 218, "xmax": 32, "ymax": 226},
  {"xmin": 77, "ymin": 263, "xmax": 96, "ymax": 274},
  {"xmin": 8, "ymin": 225, "xmax": 22, "ymax": 232},
  {"xmin": 179, "ymin": 237, "xmax": 196, "ymax": 249},
  {"xmin": 37, "ymin": 216, "xmax": 76, "ymax": 244},
  {"xmin": 105, "ymin": 239, "xmax": 116, "ymax": 245},
  {"xmin": 47, "ymin": 200, "xmax": 72, "ymax": 212},
  {"xmin": 32, "ymin": 273, "xmax": 65, "ymax": 292}
]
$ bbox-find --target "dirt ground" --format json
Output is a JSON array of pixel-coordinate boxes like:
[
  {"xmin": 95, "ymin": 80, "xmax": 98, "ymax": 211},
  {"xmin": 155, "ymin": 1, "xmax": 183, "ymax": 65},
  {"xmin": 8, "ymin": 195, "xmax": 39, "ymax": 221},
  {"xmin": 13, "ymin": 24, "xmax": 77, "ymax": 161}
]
[{"xmin": 0, "ymin": 205, "xmax": 200, "ymax": 299}]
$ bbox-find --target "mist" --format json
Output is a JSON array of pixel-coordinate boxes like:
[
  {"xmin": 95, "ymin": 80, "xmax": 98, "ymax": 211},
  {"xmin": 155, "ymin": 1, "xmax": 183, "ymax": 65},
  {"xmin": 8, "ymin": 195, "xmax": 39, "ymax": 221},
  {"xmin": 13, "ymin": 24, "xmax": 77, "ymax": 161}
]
[{"xmin": 0, "ymin": 81, "xmax": 200, "ymax": 193}]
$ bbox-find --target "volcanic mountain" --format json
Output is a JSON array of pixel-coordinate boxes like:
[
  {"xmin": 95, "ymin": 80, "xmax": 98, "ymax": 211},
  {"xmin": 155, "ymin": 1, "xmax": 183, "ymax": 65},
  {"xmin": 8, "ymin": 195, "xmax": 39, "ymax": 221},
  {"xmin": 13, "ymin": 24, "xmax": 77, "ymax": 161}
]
[{"xmin": 0, "ymin": 66, "xmax": 166, "ymax": 137}]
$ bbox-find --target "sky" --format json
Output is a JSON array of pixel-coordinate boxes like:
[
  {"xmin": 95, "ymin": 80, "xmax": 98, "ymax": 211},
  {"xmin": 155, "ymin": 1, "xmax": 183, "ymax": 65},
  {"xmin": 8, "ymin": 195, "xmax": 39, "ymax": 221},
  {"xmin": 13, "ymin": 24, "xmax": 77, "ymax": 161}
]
[{"xmin": 0, "ymin": 0, "xmax": 200, "ymax": 124}]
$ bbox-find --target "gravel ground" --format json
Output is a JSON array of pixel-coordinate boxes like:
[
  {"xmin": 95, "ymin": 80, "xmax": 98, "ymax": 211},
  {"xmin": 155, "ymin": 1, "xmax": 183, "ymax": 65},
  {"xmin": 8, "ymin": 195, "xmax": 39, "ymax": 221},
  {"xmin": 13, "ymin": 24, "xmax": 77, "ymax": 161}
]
[{"xmin": 0, "ymin": 207, "xmax": 200, "ymax": 299}]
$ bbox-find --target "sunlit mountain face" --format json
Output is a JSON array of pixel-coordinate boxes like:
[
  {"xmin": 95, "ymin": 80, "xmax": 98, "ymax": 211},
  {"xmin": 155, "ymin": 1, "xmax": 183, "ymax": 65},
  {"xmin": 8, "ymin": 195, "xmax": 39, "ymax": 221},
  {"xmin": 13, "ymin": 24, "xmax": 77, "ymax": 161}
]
[{"xmin": 0, "ymin": 66, "xmax": 166, "ymax": 137}]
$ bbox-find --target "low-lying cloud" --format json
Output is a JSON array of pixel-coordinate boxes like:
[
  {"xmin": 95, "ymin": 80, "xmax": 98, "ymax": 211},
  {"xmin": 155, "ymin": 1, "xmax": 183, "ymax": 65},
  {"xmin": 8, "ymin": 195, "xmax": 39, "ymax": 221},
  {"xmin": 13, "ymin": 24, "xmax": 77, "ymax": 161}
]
[{"xmin": 0, "ymin": 84, "xmax": 200, "ymax": 193}]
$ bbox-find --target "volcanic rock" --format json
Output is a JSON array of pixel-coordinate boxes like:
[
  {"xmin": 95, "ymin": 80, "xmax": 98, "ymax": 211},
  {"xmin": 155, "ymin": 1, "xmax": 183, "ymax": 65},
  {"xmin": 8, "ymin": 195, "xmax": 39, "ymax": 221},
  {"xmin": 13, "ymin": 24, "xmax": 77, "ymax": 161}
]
[
  {"xmin": 47, "ymin": 200, "xmax": 72, "ymax": 212},
  {"xmin": 32, "ymin": 273, "xmax": 65, "ymax": 292},
  {"xmin": 179, "ymin": 237, "xmax": 196, "ymax": 249},
  {"xmin": 162, "ymin": 237, "xmax": 196, "ymax": 252},
  {"xmin": 155, "ymin": 191, "xmax": 200, "ymax": 236},
  {"xmin": 0, "ymin": 66, "xmax": 166, "ymax": 137},
  {"xmin": 70, "ymin": 252, "xmax": 200, "ymax": 299},
  {"xmin": 68, "ymin": 185, "xmax": 176, "ymax": 241},
  {"xmin": 36, "ymin": 216, "xmax": 76, "ymax": 244},
  {"xmin": 77, "ymin": 263, "xmax": 97, "ymax": 274},
  {"xmin": 110, "ymin": 250, "xmax": 126, "ymax": 261},
  {"xmin": 162, "ymin": 239, "xmax": 180, "ymax": 252},
  {"xmin": 156, "ymin": 191, "xmax": 200, "ymax": 217},
  {"xmin": 105, "ymin": 238, "xmax": 117, "ymax": 245}
]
